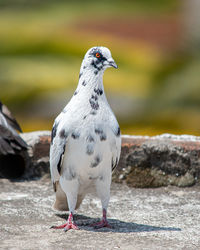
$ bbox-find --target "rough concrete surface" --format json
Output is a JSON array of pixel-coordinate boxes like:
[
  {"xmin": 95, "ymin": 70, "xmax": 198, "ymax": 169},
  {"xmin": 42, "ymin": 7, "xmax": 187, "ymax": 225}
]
[{"xmin": 1, "ymin": 177, "xmax": 200, "ymax": 250}]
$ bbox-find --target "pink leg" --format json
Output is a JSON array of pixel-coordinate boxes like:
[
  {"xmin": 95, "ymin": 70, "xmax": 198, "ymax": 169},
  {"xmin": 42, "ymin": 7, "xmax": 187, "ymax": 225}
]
[
  {"xmin": 51, "ymin": 212, "xmax": 79, "ymax": 231},
  {"xmin": 91, "ymin": 209, "xmax": 112, "ymax": 229}
]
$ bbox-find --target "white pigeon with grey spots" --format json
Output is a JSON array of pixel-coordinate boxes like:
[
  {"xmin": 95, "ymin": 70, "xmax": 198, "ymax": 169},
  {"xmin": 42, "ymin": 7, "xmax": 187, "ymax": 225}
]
[{"xmin": 50, "ymin": 46, "xmax": 121, "ymax": 231}]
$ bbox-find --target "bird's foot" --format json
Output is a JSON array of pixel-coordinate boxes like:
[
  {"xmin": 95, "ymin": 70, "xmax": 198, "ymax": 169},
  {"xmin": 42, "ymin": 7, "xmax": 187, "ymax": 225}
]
[
  {"xmin": 90, "ymin": 208, "xmax": 111, "ymax": 229},
  {"xmin": 90, "ymin": 219, "xmax": 112, "ymax": 229},
  {"xmin": 51, "ymin": 221, "xmax": 79, "ymax": 231},
  {"xmin": 51, "ymin": 212, "xmax": 79, "ymax": 231}
]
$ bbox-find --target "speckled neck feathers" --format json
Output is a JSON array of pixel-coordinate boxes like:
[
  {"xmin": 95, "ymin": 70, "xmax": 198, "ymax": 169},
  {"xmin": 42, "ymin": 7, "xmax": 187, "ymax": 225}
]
[{"xmin": 73, "ymin": 58, "xmax": 106, "ymax": 105}]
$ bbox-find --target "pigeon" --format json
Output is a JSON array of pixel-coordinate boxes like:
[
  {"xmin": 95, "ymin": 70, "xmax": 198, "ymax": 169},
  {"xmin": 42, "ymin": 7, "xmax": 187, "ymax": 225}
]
[
  {"xmin": 0, "ymin": 101, "xmax": 27, "ymax": 178},
  {"xmin": 50, "ymin": 46, "xmax": 121, "ymax": 231}
]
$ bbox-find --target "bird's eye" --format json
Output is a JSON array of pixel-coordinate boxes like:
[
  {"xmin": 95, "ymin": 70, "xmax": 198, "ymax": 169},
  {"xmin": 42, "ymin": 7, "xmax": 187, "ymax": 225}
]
[{"xmin": 95, "ymin": 53, "xmax": 101, "ymax": 58}]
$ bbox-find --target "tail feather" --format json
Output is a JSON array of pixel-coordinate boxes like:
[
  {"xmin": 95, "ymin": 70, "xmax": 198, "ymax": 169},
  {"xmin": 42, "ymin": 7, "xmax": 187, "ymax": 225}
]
[{"xmin": 53, "ymin": 181, "xmax": 84, "ymax": 211}]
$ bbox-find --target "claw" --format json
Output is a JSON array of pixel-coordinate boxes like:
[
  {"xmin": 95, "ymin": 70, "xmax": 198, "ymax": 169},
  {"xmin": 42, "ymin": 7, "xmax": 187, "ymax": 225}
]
[{"xmin": 51, "ymin": 223, "xmax": 68, "ymax": 229}]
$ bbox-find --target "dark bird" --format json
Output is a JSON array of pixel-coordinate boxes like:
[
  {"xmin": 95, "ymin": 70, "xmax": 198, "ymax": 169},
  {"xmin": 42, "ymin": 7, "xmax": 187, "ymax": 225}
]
[{"xmin": 0, "ymin": 101, "xmax": 28, "ymax": 178}]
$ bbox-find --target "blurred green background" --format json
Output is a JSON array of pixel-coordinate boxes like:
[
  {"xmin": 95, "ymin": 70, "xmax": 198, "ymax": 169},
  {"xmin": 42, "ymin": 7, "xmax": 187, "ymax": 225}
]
[{"xmin": 0, "ymin": 0, "xmax": 200, "ymax": 135}]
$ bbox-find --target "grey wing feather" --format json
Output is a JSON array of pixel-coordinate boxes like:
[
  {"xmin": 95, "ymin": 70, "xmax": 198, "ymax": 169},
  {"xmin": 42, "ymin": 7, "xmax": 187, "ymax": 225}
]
[
  {"xmin": 111, "ymin": 136, "xmax": 121, "ymax": 172},
  {"xmin": 49, "ymin": 124, "xmax": 68, "ymax": 183},
  {"xmin": 0, "ymin": 125, "xmax": 27, "ymax": 156},
  {"xmin": 108, "ymin": 114, "xmax": 121, "ymax": 172},
  {"xmin": 0, "ymin": 102, "xmax": 22, "ymax": 132}
]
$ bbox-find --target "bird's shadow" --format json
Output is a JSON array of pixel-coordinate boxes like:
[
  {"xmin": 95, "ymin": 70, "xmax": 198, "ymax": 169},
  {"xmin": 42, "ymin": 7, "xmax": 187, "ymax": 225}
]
[{"xmin": 55, "ymin": 213, "xmax": 181, "ymax": 233}]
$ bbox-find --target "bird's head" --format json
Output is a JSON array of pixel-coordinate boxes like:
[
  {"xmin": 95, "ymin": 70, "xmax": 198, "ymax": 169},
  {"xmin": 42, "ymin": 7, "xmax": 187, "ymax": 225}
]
[{"xmin": 82, "ymin": 46, "xmax": 118, "ymax": 74}]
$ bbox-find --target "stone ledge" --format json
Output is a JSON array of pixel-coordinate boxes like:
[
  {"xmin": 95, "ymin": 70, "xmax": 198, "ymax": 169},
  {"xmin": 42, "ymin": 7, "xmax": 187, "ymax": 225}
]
[
  {"xmin": 115, "ymin": 134, "xmax": 200, "ymax": 187},
  {"xmin": 20, "ymin": 131, "xmax": 200, "ymax": 187}
]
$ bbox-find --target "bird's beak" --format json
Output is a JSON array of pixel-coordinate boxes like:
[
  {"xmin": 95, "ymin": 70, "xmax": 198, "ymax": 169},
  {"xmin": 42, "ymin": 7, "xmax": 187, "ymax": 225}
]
[{"xmin": 107, "ymin": 58, "xmax": 118, "ymax": 69}]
